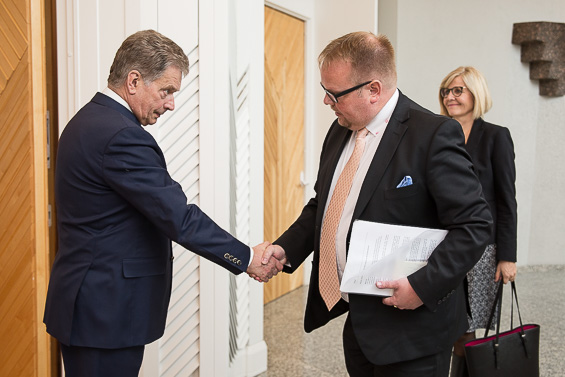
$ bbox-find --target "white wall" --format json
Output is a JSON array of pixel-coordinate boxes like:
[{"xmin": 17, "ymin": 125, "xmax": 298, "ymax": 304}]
[
  {"xmin": 312, "ymin": 0, "xmax": 378, "ymax": 178},
  {"xmin": 386, "ymin": 0, "xmax": 565, "ymax": 265},
  {"xmin": 293, "ymin": 0, "xmax": 565, "ymax": 266}
]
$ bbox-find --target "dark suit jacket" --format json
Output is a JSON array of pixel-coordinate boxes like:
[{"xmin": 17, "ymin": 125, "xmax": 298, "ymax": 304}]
[
  {"xmin": 44, "ymin": 93, "xmax": 249, "ymax": 348},
  {"xmin": 276, "ymin": 91, "xmax": 492, "ymax": 364},
  {"xmin": 465, "ymin": 118, "xmax": 517, "ymax": 262}
]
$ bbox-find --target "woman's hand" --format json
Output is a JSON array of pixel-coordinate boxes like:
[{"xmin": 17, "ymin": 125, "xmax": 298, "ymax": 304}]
[{"xmin": 495, "ymin": 260, "xmax": 517, "ymax": 283}]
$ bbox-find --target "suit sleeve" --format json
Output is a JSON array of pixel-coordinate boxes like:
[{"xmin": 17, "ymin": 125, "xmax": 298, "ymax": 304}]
[
  {"xmin": 101, "ymin": 126, "xmax": 250, "ymax": 274},
  {"xmin": 408, "ymin": 119, "xmax": 493, "ymax": 311},
  {"xmin": 275, "ymin": 197, "xmax": 318, "ymax": 273},
  {"xmin": 491, "ymin": 127, "xmax": 517, "ymax": 262}
]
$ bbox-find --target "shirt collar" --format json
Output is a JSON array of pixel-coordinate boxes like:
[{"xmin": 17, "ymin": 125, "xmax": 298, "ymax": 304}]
[
  {"xmin": 101, "ymin": 87, "xmax": 133, "ymax": 113},
  {"xmin": 365, "ymin": 88, "xmax": 399, "ymax": 136}
]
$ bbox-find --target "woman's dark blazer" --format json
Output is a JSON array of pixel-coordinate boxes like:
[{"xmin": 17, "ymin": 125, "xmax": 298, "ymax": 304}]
[{"xmin": 465, "ymin": 118, "xmax": 517, "ymax": 262}]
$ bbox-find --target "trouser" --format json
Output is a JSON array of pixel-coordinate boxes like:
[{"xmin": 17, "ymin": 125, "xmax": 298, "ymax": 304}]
[
  {"xmin": 60, "ymin": 343, "xmax": 145, "ymax": 377},
  {"xmin": 342, "ymin": 314, "xmax": 451, "ymax": 377}
]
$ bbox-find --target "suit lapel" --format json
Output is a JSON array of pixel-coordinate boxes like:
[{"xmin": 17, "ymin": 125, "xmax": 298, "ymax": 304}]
[
  {"xmin": 464, "ymin": 118, "xmax": 484, "ymax": 154},
  {"xmin": 352, "ymin": 93, "xmax": 410, "ymax": 220}
]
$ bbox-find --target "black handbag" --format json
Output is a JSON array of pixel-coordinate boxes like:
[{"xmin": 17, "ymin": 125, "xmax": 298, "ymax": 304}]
[{"xmin": 464, "ymin": 280, "xmax": 540, "ymax": 377}]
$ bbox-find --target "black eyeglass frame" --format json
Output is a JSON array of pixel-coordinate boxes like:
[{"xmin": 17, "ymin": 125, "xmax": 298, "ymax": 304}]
[
  {"xmin": 320, "ymin": 80, "xmax": 373, "ymax": 103},
  {"xmin": 440, "ymin": 86, "xmax": 467, "ymax": 98}
]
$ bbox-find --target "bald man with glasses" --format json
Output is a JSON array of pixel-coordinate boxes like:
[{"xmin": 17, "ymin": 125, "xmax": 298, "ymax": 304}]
[{"xmin": 263, "ymin": 31, "xmax": 492, "ymax": 377}]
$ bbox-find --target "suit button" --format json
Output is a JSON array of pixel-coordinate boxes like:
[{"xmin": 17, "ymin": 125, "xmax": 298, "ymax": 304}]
[
  {"xmin": 224, "ymin": 253, "xmax": 230, "ymax": 259},
  {"xmin": 237, "ymin": 260, "xmax": 242, "ymax": 266}
]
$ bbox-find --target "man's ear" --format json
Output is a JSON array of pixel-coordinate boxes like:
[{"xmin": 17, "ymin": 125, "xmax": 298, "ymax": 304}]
[
  {"xmin": 126, "ymin": 70, "xmax": 142, "ymax": 94},
  {"xmin": 368, "ymin": 80, "xmax": 382, "ymax": 104}
]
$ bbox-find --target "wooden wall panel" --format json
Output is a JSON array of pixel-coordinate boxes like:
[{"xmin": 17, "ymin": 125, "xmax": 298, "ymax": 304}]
[
  {"xmin": 0, "ymin": 0, "xmax": 28, "ymax": 95},
  {"xmin": 0, "ymin": 40, "xmax": 35, "ymax": 377},
  {"xmin": 0, "ymin": 0, "xmax": 50, "ymax": 375}
]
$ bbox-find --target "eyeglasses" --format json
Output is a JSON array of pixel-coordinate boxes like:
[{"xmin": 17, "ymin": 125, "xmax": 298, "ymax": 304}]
[
  {"xmin": 320, "ymin": 81, "xmax": 372, "ymax": 103},
  {"xmin": 440, "ymin": 86, "xmax": 467, "ymax": 98}
]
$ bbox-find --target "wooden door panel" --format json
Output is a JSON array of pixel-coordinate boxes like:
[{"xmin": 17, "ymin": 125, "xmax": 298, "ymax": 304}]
[
  {"xmin": 264, "ymin": 6, "xmax": 305, "ymax": 303},
  {"xmin": 0, "ymin": 0, "xmax": 54, "ymax": 375},
  {"xmin": 0, "ymin": 4, "xmax": 36, "ymax": 374}
]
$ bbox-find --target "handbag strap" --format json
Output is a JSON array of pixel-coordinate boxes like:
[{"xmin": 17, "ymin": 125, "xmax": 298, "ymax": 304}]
[
  {"xmin": 483, "ymin": 279, "xmax": 504, "ymax": 339},
  {"xmin": 510, "ymin": 281, "xmax": 525, "ymax": 330},
  {"xmin": 510, "ymin": 281, "xmax": 530, "ymax": 357},
  {"xmin": 483, "ymin": 280, "xmax": 529, "ymax": 368},
  {"xmin": 482, "ymin": 280, "xmax": 504, "ymax": 369},
  {"xmin": 511, "ymin": 281, "xmax": 514, "ymax": 329}
]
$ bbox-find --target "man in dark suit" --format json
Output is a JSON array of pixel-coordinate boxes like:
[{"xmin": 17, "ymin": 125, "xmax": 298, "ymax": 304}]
[
  {"xmin": 263, "ymin": 32, "xmax": 492, "ymax": 376},
  {"xmin": 44, "ymin": 30, "xmax": 282, "ymax": 377}
]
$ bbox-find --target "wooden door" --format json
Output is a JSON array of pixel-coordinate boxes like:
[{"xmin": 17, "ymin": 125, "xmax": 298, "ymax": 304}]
[
  {"xmin": 264, "ymin": 6, "xmax": 305, "ymax": 304},
  {"xmin": 0, "ymin": 0, "xmax": 54, "ymax": 375}
]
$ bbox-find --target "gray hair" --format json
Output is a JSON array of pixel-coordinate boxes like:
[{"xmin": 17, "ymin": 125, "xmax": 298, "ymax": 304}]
[{"xmin": 108, "ymin": 29, "xmax": 189, "ymax": 87}]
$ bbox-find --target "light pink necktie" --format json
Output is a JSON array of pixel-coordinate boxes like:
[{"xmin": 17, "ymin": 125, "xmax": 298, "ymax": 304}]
[{"xmin": 319, "ymin": 128, "xmax": 369, "ymax": 310}]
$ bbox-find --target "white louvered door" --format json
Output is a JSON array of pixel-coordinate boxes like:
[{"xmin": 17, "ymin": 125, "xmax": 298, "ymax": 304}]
[
  {"xmin": 56, "ymin": 0, "xmax": 267, "ymax": 376},
  {"xmin": 154, "ymin": 46, "xmax": 202, "ymax": 377}
]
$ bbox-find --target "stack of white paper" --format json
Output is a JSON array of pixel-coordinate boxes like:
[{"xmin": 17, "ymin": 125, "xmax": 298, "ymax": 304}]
[{"xmin": 340, "ymin": 220, "xmax": 448, "ymax": 296}]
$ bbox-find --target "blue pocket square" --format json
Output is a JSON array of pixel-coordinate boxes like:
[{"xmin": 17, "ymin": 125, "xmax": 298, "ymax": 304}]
[{"xmin": 396, "ymin": 176, "xmax": 413, "ymax": 188}]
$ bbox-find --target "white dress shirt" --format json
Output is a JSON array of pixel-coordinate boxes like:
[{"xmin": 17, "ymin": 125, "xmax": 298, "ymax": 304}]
[{"xmin": 322, "ymin": 89, "xmax": 400, "ymax": 301}]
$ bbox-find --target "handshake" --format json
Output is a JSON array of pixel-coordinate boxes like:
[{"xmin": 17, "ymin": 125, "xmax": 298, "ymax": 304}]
[{"xmin": 246, "ymin": 242, "xmax": 287, "ymax": 282}]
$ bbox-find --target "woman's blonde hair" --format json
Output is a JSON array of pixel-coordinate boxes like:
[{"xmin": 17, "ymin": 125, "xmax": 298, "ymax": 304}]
[{"xmin": 439, "ymin": 66, "xmax": 492, "ymax": 120}]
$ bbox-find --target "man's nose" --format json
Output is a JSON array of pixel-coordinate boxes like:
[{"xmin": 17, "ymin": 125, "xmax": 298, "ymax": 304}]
[
  {"xmin": 323, "ymin": 93, "xmax": 334, "ymax": 105},
  {"xmin": 164, "ymin": 97, "xmax": 175, "ymax": 111}
]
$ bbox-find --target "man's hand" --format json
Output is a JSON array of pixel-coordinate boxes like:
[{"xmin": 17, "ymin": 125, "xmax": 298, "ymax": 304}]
[
  {"xmin": 377, "ymin": 277, "xmax": 423, "ymax": 310},
  {"xmin": 261, "ymin": 244, "xmax": 287, "ymax": 266},
  {"xmin": 247, "ymin": 242, "xmax": 284, "ymax": 282}
]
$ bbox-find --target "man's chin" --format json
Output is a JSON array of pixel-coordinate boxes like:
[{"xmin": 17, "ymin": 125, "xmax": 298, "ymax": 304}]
[
  {"xmin": 336, "ymin": 117, "xmax": 348, "ymax": 127},
  {"xmin": 148, "ymin": 115, "xmax": 161, "ymax": 125},
  {"xmin": 337, "ymin": 119, "xmax": 364, "ymax": 131}
]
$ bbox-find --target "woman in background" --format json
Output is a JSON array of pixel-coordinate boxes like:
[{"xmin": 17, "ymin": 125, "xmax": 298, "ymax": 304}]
[{"xmin": 439, "ymin": 66, "xmax": 518, "ymax": 377}]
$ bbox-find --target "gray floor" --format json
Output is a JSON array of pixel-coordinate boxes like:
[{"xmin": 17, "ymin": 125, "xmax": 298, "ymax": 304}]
[{"xmin": 259, "ymin": 265, "xmax": 564, "ymax": 377}]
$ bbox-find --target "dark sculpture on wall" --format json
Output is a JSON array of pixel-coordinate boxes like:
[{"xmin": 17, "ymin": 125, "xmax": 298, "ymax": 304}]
[{"xmin": 512, "ymin": 22, "xmax": 565, "ymax": 97}]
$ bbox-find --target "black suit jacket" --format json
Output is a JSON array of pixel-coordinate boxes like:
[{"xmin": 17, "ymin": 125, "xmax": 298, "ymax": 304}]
[
  {"xmin": 465, "ymin": 118, "xmax": 517, "ymax": 262},
  {"xmin": 276, "ymin": 91, "xmax": 492, "ymax": 364},
  {"xmin": 44, "ymin": 93, "xmax": 249, "ymax": 348}
]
